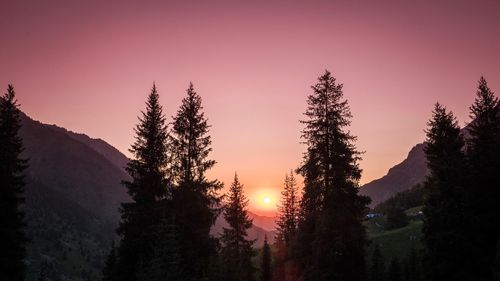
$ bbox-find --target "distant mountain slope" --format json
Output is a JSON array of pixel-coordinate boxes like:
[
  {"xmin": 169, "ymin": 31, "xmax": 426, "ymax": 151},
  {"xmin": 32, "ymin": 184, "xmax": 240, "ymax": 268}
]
[
  {"xmin": 212, "ymin": 213, "xmax": 275, "ymax": 247},
  {"xmin": 360, "ymin": 143, "xmax": 428, "ymax": 207},
  {"xmin": 19, "ymin": 112, "xmax": 272, "ymax": 280},
  {"xmin": 247, "ymin": 211, "xmax": 276, "ymax": 232},
  {"xmin": 20, "ymin": 113, "xmax": 131, "ymax": 280}
]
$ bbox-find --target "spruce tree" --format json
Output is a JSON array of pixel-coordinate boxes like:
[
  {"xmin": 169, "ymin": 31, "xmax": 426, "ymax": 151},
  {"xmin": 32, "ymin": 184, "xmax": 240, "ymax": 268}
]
[
  {"xmin": 102, "ymin": 242, "xmax": 118, "ymax": 281},
  {"xmin": 0, "ymin": 84, "xmax": 28, "ymax": 281},
  {"xmin": 465, "ymin": 77, "xmax": 500, "ymax": 281},
  {"xmin": 422, "ymin": 103, "xmax": 469, "ymax": 281},
  {"xmin": 295, "ymin": 70, "xmax": 370, "ymax": 281},
  {"xmin": 114, "ymin": 83, "xmax": 171, "ymax": 281},
  {"xmin": 369, "ymin": 244, "xmax": 386, "ymax": 281},
  {"xmin": 170, "ymin": 82, "xmax": 223, "ymax": 280},
  {"xmin": 276, "ymin": 171, "xmax": 300, "ymax": 246},
  {"xmin": 220, "ymin": 174, "xmax": 256, "ymax": 281},
  {"xmin": 260, "ymin": 235, "xmax": 272, "ymax": 281}
]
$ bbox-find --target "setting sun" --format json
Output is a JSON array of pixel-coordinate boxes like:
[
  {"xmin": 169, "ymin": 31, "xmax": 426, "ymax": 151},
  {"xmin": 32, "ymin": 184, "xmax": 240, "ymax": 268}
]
[{"xmin": 263, "ymin": 197, "xmax": 271, "ymax": 204}]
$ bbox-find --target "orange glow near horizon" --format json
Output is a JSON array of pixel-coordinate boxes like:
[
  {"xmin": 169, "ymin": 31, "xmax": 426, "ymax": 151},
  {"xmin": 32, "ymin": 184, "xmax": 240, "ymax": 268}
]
[{"xmin": 249, "ymin": 188, "xmax": 280, "ymax": 216}]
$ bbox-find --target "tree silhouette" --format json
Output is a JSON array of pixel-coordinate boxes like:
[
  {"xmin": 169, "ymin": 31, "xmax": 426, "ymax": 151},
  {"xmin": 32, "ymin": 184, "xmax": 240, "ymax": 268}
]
[
  {"xmin": 170, "ymin": 82, "xmax": 223, "ymax": 280},
  {"xmin": 276, "ymin": 171, "xmax": 300, "ymax": 246},
  {"xmin": 422, "ymin": 103, "xmax": 469, "ymax": 281},
  {"xmin": 220, "ymin": 174, "xmax": 256, "ymax": 281},
  {"xmin": 295, "ymin": 70, "xmax": 370, "ymax": 281},
  {"xmin": 260, "ymin": 235, "xmax": 272, "ymax": 281},
  {"xmin": 0, "ymin": 84, "xmax": 28, "ymax": 281},
  {"xmin": 113, "ymin": 83, "xmax": 172, "ymax": 281},
  {"xmin": 465, "ymin": 76, "xmax": 500, "ymax": 281}
]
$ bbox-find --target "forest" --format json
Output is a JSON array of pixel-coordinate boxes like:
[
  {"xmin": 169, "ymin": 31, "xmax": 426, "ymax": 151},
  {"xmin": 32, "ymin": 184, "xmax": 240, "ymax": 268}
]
[{"xmin": 1, "ymin": 70, "xmax": 500, "ymax": 281}]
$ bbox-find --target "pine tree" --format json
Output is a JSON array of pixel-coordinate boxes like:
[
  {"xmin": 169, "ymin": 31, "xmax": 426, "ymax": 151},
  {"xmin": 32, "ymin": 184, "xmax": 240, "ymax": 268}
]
[
  {"xmin": 260, "ymin": 235, "xmax": 272, "ymax": 281},
  {"xmin": 295, "ymin": 70, "xmax": 370, "ymax": 281},
  {"xmin": 0, "ymin": 84, "xmax": 28, "ymax": 281},
  {"xmin": 276, "ymin": 171, "xmax": 300, "ymax": 246},
  {"xmin": 136, "ymin": 221, "xmax": 181, "ymax": 281},
  {"xmin": 465, "ymin": 77, "xmax": 500, "ymax": 281},
  {"xmin": 422, "ymin": 103, "xmax": 470, "ymax": 281},
  {"xmin": 275, "ymin": 171, "xmax": 300, "ymax": 281},
  {"xmin": 170, "ymin": 82, "xmax": 223, "ymax": 280},
  {"xmin": 113, "ymin": 83, "xmax": 172, "ymax": 281},
  {"xmin": 388, "ymin": 257, "xmax": 402, "ymax": 281},
  {"xmin": 404, "ymin": 245, "xmax": 421, "ymax": 281},
  {"xmin": 369, "ymin": 244, "xmax": 385, "ymax": 281},
  {"xmin": 220, "ymin": 174, "xmax": 256, "ymax": 281},
  {"xmin": 384, "ymin": 204, "xmax": 409, "ymax": 230}
]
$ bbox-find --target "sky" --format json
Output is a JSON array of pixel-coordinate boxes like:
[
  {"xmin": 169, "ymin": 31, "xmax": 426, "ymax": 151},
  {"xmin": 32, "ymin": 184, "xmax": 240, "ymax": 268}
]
[{"xmin": 1, "ymin": 0, "xmax": 499, "ymax": 215}]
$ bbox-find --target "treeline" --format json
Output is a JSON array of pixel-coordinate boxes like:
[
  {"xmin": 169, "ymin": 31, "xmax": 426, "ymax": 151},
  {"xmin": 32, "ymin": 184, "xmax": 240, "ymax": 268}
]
[
  {"xmin": 1, "ymin": 73, "xmax": 499, "ymax": 281},
  {"xmin": 100, "ymin": 70, "xmax": 372, "ymax": 281}
]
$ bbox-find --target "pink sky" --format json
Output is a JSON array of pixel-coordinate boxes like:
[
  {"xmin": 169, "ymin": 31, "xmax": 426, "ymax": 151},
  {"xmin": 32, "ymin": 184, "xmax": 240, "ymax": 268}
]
[{"xmin": 1, "ymin": 0, "xmax": 499, "ymax": 215}]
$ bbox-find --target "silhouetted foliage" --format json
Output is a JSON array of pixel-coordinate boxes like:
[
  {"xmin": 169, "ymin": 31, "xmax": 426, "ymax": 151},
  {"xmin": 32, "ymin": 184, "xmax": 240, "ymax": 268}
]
[
  {"xmin": 136, "ymin": 221, "xmax": 181, "ymax": 281},
  {"xmin": 294, "ymin": 70, "xmax": 370, "ymax": 281},
  {"xmin": 113, "ymin": 84, "xmax": 172, "ymax": 281},
  {"xmin": 170, "ymin": 83, "xmax": 223, "ymax": 280},
  {"xmin": 373, "ymin": 184, "xmax": 424, "ymax": 215},
  {"xmin": 260, "ymin": 235, "xmax": 272, "ymax": 281},
  {"xmin": 369, "ymin": 244, "xmax": 386, "ymax": 281},
  {"xmin": 384, "ymin": 205, "xmax": 409, "ymax": 230},
  {"xmin": 422, "ymin": 103, "xmax": 470, "ymax": 281},
  {"xmin": 0, "ymin": 84, "xmax": 28, "ymax": 281},
  {"xmin": 219, "ymin": 174, "xmax": 255, "ymax": 281},
  {"xmin": 403, "ymin": 245, "xmax": 421, "ymax": 281},
  {"xmin": 276, "ymin": 171, "xmax": 300, "ymax": 246},
  {"xmin": 465, "ymin": 76, "xmax": 500, "ymax": 281},
  {"xmin": 102, "ymin": 242, "xmax": 118, "ymax": 281}
]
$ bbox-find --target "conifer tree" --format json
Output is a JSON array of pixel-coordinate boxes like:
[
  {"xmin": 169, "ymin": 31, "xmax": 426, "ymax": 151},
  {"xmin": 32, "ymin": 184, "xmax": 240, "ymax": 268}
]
[
  {"xmin": 220, "ymin": 174, "xmax": 255, "ymax": 281},
  {"xmin": 102, "ymin": 242, "xmax": 118, "ymax": 281},
  {"xmin": 422, "ymin": 103, "xmax": 469, "ymax": 281},
  {"xmin": 276, "ymin": 171, "xmax": 300, "ymax": 246},
  {"xmin": 465, "ymin": 77, "xmax": 500, "ymax": 281},
  {"xmin": 295, "ymin": 70, "xmax": 370, "ymax": 281},
  {"xmin": 0, "ymin": 84, "xmax": 28, "ymax": 281},
  {"xmin": 369, "ymin": 244, "xmax": 386, "ymax": 281},
  {"xmin": 170, "ymin": 82, "xmax": 223, "ymax": 280},
  {"xmin": 114, "ymin": 83, "xmax": 171, "ymax": 281},
  {"xmin": 260, "ymin": 235, "xmax": 272, "ymax": 281}
]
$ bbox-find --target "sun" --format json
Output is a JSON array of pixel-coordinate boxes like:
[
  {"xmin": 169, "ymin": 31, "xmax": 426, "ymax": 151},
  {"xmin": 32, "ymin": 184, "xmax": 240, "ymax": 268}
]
[{"xmin": 263, "ymin": 197, "xmax": 272, "ymax": 204}]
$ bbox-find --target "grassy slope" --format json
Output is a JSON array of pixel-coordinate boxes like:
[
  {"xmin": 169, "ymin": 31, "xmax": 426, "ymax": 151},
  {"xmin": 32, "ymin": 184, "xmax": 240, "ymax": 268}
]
[{"xmin": 366, "ymin": 207, "xmax": 424, "ymax": 261}]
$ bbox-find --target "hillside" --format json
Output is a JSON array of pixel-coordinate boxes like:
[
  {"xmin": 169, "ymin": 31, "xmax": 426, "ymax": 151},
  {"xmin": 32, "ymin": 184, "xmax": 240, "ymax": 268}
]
[
  {"xmin": 360, "ymin": 143, "xmax": 428, "ymax": 206},
  {"xmin": 19, "ymin": 112, "xmax": 272, "ymax": 280}
]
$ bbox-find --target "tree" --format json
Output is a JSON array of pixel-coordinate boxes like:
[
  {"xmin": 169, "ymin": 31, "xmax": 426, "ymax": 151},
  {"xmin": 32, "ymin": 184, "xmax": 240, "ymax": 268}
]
[
  {"xmin": 0, "ymin": 84, "xmax": 28, "ymax": 281},
  {"xmin": 422, "ymin": 103, "xmax": 469, "ymax": 281},
  {"xmin": 388, "ymin": 257, "xmax": 402, "ymax": 281},
  {"xmin": 295, "ymin": 70, "xmax": 370, "ymax": 281},
  {"xmin": 369, "ymin": 244, "xmax": 385, "ymax": 281},
  {"xmin": 465, "ymin": 76, "xmax": 500, "ymax": 281},
  {"xmin": 136, "ymin": 221, "xmax": 181, "ymax": 281},
  {"xmin": 260, "ymin": 235, "xmax": 272, "ymax": 281},
  {"xmin": 220, "ymin": 174, "xmax": 255, "ymax": 281},
  {"xmin": 276, "ymin": 171, "xmax": 300, "ymax": 246},
  {"xmin": 384, "ymin": 204, "xmax": 409, "ymax": 230},
  {"xmin": 275, "ymin": 171, "xmax": 300, "ymax": 281},
  {"xmin": 113, "ymin": 83, "xmax": 172, "ymax": 281},
  {"xmin": 170, "ymin": 82, "xmax": 223, "ymax": 280},
  {"xmin": 404, "ymin": 245, "xmax": 421, "ymax": 281}
]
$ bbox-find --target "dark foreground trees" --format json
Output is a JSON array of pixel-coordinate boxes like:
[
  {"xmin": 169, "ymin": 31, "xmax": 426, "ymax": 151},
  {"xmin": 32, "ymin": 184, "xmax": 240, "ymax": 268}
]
[
  {"xmin": 464, "ymin": 77, "xmax": 500, "ymax": 281},
  {"xmin": 169, "ymin": 82, "xmax": 223, "ymax": 280},
  {"xmin": 109, "ymin": 84, "xmax": 171, "ymax": 281},
  {"xmin": 219, "ymin": 174, "xmax": 255, "ymax": 281},
  {"xmin": 422, "ymin": 103, "xmax": 469, "ymax": 281},
  {"xmin": 294, "ymin": 70, "xmax": 370, "ymax": 281},
  {"xmin": 0, "ymin": 84, "xmax": 28, "ymax": 281}
]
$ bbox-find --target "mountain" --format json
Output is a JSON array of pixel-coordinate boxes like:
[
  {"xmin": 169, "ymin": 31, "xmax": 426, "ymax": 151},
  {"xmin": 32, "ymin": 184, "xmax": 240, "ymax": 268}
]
[
  {"xmin": 19, "ymin": 112, "xmax": 272, "ymax": 280},
  {"xmin": 359, "ymin": 143, "xmax": 428, "ymax": 207},
  {"xmin": 212, "ymin": 214, "xmax": 275, "ymax": 247},
  {"xmin": 247, "ymin": 211, "xmax": 276, "ymax": 232},
  {"xmin": 20, "ymin": 113, "xmax": 130, "ymax": 280}
]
